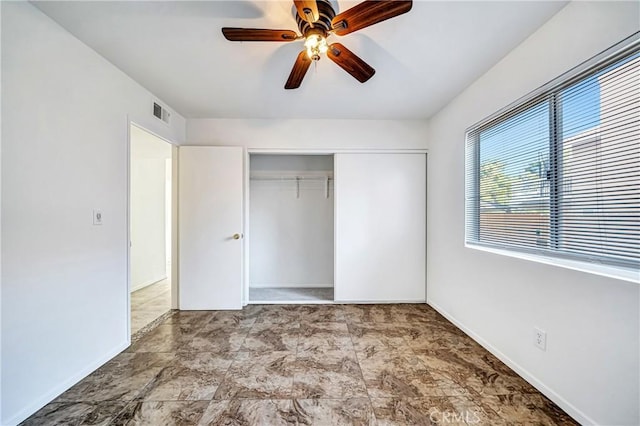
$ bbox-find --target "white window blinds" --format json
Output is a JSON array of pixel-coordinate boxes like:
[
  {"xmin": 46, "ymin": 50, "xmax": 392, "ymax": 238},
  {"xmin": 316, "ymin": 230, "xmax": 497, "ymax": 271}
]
[{"xmin": 466, "ymin": 39, "xmax": 639, "ymax": 270}]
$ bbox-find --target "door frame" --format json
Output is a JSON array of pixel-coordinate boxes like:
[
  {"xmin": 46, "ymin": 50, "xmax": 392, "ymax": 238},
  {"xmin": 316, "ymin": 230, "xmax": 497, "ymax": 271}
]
[
  {"xmin": 244, "ymin": 149, "xmax": 337, "ymax": 305},
  {"xmin": 127, "ymin": 121, "xmax": 179, "ymax": 339}
]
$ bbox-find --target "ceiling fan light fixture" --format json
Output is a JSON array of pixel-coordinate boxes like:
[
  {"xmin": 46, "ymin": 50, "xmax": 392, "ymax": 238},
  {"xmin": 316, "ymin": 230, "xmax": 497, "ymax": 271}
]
[
  {"xmin": 304, "ymin": 34, "xmax": 327, "ymax": 61},
  {"xmin": 222, "ymin": 0, "xmax": 413, "ymax": 89}
]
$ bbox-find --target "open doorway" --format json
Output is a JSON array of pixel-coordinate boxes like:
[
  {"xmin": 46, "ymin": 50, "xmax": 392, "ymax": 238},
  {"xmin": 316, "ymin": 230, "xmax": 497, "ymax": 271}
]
[{"xmin": 129, "ymin": 124, "xmax": 173, "ymax": 334}]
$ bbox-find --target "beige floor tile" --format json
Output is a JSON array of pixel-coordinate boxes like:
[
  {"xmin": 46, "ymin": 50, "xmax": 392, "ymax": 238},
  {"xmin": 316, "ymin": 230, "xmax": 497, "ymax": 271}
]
[
  {"xmin": 291, "ymin": 398, "xmax": 376, "ymax": 425},
  {"xmin": 293, "ymin": 350, "xmax": 368, "ymax": 399},
  {"xmin": 198, "ymin": 400, "xmax": 295, "ymax": 425},
  {"xmin": 24, "ymin": 304, "xmax": 578, "ymax": 426},
  {"xmin": 214, "ymin": 351, "xmax": 296, "ymax": 399}
]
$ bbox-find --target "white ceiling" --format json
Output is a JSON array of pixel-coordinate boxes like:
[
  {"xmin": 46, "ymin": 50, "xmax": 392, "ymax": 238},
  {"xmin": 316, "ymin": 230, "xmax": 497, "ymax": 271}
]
[{"xmin": 32, "ymin": 1, "xmax": 566, "ymax": 120}]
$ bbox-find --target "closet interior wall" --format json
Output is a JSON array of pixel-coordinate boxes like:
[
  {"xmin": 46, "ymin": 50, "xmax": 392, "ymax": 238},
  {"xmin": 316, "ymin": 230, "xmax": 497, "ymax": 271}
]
[{"xmin": 248, "ymin": 154, "xmax": 334, "ymax": 303}]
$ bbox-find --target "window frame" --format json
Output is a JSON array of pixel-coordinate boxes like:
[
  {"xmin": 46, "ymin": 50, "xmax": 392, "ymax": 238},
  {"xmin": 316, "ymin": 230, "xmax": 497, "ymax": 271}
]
[{"xmin": 464, "ymin": 34, "xmax": 640, "ymax": 283}]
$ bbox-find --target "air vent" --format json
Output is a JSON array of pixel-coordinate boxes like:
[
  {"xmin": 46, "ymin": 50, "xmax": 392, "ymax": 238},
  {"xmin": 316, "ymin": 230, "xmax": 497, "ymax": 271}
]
[{"xmin": 153, "ymin": 101, "xmax": 171, "ymax": 124}]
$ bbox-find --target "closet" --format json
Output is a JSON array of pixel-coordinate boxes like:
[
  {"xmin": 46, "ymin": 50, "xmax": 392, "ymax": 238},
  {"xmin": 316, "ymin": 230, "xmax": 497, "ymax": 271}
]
[
  {"xmin": 178, "ymin": 147, "xmax": 426, "ymax": 310},
  {"xmin": 248, "ymin": 154, "xmax": 334, "ymax": 303}
]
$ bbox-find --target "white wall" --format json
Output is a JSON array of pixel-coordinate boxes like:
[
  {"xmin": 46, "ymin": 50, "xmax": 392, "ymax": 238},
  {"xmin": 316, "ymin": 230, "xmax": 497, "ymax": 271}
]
[
  {"xmin": 0, "ymin": 3, "xmax": 185, "ymax": 425},
  {"xmin": 187, "ymin": 118, "xmax": 429, "ymax": 150},
  {"xmin": 130, "ymin": 125, "xmax": 172, "ymax": 291},
  {"xmin": 250, "ymin": 155, "xmax": 334, "ymax": 288},
  {"xmin": 425, "ymin": 2, "xmax": 639, "ymax": 425},
  {"xmin": 0, "ymin": 3, "xmax": 3, "ymax": 421}
]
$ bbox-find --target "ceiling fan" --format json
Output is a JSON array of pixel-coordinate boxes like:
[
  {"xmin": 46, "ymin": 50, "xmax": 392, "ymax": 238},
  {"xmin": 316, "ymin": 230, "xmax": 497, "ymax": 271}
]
[{"xmin": 222, "ymin": 0, "xmax": 412, "ymax": 89}]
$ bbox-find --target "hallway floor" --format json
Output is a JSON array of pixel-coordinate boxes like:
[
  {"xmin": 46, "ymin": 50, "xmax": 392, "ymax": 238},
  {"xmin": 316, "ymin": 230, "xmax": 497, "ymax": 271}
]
[
  {"xmin": 23, "ymin": 304, "xmax": 577, "ymax": 425},
  {"xmin": 131, "ymin": 279, "xmax": 171, "ymax": 335}
]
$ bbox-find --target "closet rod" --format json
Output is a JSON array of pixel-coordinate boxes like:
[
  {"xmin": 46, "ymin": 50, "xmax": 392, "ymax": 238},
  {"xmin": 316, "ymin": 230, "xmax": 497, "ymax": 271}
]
[{"xmin": 250, "ymin": 176, "xmax": 333, "ymax": 181}]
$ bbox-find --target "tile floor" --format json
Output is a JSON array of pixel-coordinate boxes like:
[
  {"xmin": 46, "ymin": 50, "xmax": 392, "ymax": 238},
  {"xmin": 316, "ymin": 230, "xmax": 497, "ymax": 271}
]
[
  {"xmin": 249, "ymin": 287, "xmax": 334, "ymax": 303},
  {"xmin": 131, "ymin": 280, "xmax": 171, "ymax": 335},
  {"xmin": 22, "ymin": 304, "xmax": 578, "ymax": 425}
]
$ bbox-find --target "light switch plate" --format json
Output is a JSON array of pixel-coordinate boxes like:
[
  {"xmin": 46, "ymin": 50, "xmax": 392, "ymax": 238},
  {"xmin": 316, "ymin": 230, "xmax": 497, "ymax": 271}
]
[{"xmin": 93, "ymin": 209, "xmax": 103, "ymax": 225}]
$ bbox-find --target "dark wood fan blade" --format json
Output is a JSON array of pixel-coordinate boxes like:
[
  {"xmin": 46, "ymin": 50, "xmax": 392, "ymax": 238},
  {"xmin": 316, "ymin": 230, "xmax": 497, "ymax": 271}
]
[
  {"xmin": 331, "ymin": 0, "xmax": 412, "ymax": 36},
  {"xmin": 285, "ymin": 50, "xmax": 313, "ymax": 89},
  {"xmin": 294, "ymin": 0, "xmax": 319, "ymax": 23},
  {"xmin": 222, "ymin": 28, "xmax": 298, "ymax": 42},
  {"xmin": 327, "ymin": 43, "xmax": 375, "ymax": 83}
]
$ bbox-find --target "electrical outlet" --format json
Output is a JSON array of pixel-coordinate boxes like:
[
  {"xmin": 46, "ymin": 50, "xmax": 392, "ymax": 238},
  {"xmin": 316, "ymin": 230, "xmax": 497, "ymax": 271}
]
[
  {"xmin": 93, "ymin": 209, "xmax": 103, "ymax": 225},
  {"xmin": 534, "ymin": 327, "xmax": 547, "ymax": 351}
]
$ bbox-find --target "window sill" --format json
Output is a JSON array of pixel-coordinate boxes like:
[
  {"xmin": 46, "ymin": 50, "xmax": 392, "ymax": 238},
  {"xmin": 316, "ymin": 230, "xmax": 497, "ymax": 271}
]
[{"xmin": 465, "ymin": 243, "xmax": 639, "ymax": 284}]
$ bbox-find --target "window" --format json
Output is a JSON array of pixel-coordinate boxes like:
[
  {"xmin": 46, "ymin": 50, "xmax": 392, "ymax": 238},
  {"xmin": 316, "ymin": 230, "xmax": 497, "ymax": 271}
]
[{"xmin": 465, "ymin": 38, "xmax": 639, "ymax": 272}]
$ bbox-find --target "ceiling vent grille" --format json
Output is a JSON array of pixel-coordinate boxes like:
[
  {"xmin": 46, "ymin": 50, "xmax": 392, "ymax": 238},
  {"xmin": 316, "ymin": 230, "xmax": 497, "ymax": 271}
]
[{"xmin": 153, "ymin": 101, "xmax": 171, "ymax": 124}]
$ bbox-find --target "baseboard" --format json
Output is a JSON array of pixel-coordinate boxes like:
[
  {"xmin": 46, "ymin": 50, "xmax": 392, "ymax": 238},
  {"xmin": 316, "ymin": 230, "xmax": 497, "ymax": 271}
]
[
  {"xmin": 3, "ymin": 340, "xmax": 129, "ymax": 426},
  {"xmin": 131, "ymin": 276, "xmax": 167, "ymax": 293},
  {"xmin": 247, "ymin": 299, "xmax": 427, "ymax": 305},
  {"xmin": 333, "ymin": 299, "xmax": 426, "ymax": 304},
  {"xmin": 248, "ymin": 300, "xmax": 335, "ymax": 305},
  {"xmin": 427, "ymin": 299, "xmax": 594, "ymax": 426},
  {"xmin": 249, "ymin": 283, "xmax": 334, "ymax": 289}
]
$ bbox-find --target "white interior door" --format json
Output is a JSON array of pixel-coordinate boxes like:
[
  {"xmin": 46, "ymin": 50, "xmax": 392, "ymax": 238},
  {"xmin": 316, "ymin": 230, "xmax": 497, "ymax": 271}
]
[
  {"xmin": 179, "ymin": 146, "xmax": 244, "ymax": 310},
  {"xmin": 335, "ymin": 153, "xmax": 426, "ymax": 302}
]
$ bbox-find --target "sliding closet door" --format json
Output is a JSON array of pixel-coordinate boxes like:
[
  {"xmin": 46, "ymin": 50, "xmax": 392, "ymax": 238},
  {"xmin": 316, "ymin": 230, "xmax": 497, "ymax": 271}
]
[
  {"xmin": 335, "ymin": 153, "xmax": 426, "ymax": 302},
  {"xmin": 179, "ymin": 146, "xmax": 244, "ymax": 310}
]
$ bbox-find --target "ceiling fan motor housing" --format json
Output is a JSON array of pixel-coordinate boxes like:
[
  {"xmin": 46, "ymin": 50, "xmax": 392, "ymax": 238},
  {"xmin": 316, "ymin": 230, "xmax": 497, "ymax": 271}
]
[{"xmin": 296, "ymin": 0, "xmax": 335, "ymax": 37}]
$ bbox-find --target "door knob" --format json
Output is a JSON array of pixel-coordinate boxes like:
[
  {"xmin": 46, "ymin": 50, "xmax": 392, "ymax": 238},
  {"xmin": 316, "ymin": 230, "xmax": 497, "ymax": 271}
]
[{"xmin": 233, "ymin": 233, "xmax": 241, "ymax": 240}]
